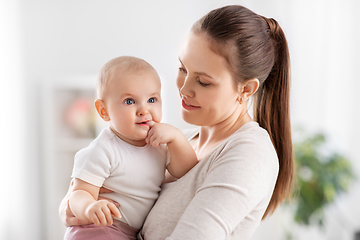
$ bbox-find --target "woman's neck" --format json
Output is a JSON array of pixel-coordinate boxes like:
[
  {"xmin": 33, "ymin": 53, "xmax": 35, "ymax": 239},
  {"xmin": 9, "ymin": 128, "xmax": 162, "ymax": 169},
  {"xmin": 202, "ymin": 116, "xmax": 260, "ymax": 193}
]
[{"xmin": 195, "ymin": 112, "xmax": 252, "ymax": 160}]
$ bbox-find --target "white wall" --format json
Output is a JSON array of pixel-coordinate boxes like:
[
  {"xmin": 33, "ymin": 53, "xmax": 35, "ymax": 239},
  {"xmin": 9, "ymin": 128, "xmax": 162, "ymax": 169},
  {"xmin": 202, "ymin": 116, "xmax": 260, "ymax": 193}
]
[
  {"xmin": 1, "ymin": 0, "xmax": 359, "ymax": 239},
  {"xmin": 0, "ymin": 1, "xmax": 28, "ymax": 240}
]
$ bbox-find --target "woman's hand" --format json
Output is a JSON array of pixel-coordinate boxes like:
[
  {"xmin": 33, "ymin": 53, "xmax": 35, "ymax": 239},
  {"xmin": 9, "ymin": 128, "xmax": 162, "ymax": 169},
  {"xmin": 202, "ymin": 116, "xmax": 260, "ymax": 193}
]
[{"xmin": 99, "ymin": 187, "xmax": 120, "ymax": 208}]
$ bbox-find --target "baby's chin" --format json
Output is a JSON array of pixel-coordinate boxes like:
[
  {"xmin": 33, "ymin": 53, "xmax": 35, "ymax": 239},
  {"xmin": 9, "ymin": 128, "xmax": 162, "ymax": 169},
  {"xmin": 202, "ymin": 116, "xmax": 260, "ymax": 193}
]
[
  {"xmin": 134, "ymin": 133, "xmax": 150, "ymax": 142},
  {"xmin": 127, "ymin": 138, "xmax": 147, "ymax": 147},
  {"xmin": 115, "ymin": 132, "xmax": 148, "ymax": 147}
]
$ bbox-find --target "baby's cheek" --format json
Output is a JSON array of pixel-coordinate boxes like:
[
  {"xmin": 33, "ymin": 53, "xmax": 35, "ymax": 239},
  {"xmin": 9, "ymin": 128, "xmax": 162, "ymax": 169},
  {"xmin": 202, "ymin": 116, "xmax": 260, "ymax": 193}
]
[{"xmin": 154, "ymin": 111, "xmax": 162, "ymax": 123}]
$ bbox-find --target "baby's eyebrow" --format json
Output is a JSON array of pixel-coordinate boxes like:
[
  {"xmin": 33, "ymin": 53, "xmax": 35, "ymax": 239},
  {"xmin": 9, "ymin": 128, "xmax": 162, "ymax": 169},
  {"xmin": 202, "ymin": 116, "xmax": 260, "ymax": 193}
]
[{"xmin": 120, "ymin": 93, "xmax": 135, "ymax": 98}]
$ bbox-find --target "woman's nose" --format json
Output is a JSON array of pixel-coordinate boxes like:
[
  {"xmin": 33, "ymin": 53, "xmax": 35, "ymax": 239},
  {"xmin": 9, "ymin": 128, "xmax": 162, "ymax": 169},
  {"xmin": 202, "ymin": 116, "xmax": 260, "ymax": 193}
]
[{"xmin": 177, "ymin": 77, "xmax": 194, "ymax": 98}]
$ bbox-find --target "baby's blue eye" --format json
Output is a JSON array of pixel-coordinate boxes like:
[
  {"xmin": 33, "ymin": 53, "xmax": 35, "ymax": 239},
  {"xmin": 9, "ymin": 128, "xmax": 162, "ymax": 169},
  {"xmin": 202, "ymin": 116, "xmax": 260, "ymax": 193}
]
[
  {"xmin": 125, "ymin": 99, "xmax": 135, "ymax": 105},
  {"xmin": 148, "ymin": 98, "xmax": 156, "ymax": 103}
]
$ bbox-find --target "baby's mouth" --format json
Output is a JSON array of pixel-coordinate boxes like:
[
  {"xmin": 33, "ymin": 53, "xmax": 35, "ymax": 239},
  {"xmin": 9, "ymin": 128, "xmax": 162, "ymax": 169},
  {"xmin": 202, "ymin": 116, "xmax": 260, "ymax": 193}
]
[
  {"xmin": 136, "ymin": 120, "xmax": 155, "ymax": 127},
  {"xmin": 137, "ymin": 121, "xmax": 149, "ymax": 126}
]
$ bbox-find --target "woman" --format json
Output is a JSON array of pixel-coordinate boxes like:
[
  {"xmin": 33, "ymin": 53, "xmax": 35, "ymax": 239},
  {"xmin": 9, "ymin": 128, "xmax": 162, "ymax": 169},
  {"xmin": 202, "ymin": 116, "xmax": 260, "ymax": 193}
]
[{"xmin": 60, "ymin": 5, "xmax": 294, "ymax": 240}]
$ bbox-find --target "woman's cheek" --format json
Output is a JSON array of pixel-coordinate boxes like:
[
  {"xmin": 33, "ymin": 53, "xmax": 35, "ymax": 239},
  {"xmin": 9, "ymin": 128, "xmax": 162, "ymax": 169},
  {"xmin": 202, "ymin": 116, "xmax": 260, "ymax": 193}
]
[{"xmin": 176, "ymin": 74, "xmax": 185, "ymax": 91}]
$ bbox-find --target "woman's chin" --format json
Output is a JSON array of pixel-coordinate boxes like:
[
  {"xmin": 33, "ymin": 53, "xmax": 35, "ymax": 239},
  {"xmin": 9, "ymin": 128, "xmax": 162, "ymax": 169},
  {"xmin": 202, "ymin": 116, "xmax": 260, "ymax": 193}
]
[{"xmin": 181, "ymin": 112, "xmax": 202, "ymax": 126}]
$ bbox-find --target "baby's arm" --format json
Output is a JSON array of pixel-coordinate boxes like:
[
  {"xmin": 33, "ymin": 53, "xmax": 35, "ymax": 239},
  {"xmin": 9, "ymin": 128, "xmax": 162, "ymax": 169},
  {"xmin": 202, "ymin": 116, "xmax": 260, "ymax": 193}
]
[
  {"xmin": 69, "ymin": 178, "xmax": 121, "ymax": 226},
  {"xmin": 146, "ymin": 123, "xmax": 198, "ymax": 178}
]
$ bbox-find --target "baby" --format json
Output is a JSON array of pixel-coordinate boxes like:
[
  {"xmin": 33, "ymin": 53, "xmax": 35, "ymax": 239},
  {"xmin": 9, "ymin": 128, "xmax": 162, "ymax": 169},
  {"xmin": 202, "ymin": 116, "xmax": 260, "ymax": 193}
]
[{"xmin": 64, "ymin": 56, "xmax": 197, "ymax": 240}]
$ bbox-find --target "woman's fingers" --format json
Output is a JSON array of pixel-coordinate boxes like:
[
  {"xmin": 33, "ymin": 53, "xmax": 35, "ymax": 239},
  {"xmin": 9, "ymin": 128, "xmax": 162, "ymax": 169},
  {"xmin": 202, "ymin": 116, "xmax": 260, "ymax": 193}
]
[
  {"xmin": 98, "ymin": 196, "xmax": 120, "ymax": 208},
  {"xmin": 99, "ymin": 187, "xmax": 114, "ymax": 194}
]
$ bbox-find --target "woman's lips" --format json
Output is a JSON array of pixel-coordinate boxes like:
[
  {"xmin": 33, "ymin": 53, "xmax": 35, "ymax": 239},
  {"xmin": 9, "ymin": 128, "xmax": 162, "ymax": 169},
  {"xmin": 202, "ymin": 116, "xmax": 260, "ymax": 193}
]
[{"xmin": 182, "ymin": 99, "xmax": 200, "ymax": 111}]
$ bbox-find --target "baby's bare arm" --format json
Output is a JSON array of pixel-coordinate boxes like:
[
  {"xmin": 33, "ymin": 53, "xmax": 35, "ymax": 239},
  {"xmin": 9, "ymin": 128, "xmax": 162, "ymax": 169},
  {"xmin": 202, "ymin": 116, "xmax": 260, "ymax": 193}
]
[
  {"xmin": 146, "ymin": 123, "xmax": 198, "ymax": 178},
  {"xmin": 59, "ymin": 179, "xmax": 92, "ymax": 226},
  {"xmin": 69, "ymin": 179, "xmax": 121, "ymax": 226}
]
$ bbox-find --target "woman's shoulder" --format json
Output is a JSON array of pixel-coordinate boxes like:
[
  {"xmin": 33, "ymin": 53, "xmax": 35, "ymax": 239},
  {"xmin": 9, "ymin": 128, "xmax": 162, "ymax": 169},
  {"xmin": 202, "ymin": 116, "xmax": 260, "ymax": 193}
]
[
  {"xmin": 235, "ymin": 121, "xmax": 267, "ymax": 135},
  {"xmin": 217, "ymin": 121, "xmax": 278, "ymax": 168},
  {"xmin": 206, "ymin": 121, "xmax": 279, "ymax": 187},
  {"xmin": 229, "ymin": 121, "xmax": 272, "ymax": 147}
]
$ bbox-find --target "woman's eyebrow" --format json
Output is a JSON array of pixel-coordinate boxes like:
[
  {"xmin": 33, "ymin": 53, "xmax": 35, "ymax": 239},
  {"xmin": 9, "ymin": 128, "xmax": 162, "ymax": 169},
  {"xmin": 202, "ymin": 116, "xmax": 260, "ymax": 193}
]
[
  {"xmin": 178, "ymin": 57, "xmax": 213, "ymax": 79},
  {"xmin": 194, "ymin": 71, "xmax": 213, "ymax": 79}
]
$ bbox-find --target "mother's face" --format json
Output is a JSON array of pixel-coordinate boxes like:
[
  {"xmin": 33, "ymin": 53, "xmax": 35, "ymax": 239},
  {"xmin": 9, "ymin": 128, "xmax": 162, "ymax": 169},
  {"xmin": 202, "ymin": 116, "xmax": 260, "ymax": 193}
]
[{"xmin": 176, "ymin": 32, "xmax": 242, "ymax": 127}]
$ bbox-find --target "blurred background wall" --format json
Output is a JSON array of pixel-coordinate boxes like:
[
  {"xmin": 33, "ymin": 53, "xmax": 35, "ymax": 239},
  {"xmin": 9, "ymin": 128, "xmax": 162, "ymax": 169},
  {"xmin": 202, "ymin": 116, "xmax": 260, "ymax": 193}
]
[{"xmin": 1, "ymin": 0, "xmax": 359, "ymax": 239}]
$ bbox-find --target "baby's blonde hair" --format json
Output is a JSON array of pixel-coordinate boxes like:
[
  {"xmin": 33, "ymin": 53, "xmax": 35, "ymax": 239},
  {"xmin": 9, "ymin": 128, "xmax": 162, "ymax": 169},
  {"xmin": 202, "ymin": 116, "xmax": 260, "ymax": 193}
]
[{"xmin": 97, "ymin": 56, "xmax": 159, "ymax": 99}]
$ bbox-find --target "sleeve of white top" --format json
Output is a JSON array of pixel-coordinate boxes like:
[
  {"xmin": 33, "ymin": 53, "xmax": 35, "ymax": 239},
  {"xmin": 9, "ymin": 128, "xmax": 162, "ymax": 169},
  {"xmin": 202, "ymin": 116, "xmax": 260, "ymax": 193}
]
[{"xmin": 71, "ymin": 141, "xmax": 114, "ymax": 187}]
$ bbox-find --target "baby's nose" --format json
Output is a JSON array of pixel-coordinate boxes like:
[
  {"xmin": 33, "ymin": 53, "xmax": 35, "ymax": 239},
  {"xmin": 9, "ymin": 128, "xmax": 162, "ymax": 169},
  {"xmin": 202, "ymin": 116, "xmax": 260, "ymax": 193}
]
[{"xmin": 137, "ymin": 106, "xmax": 149, "ymax": 116}]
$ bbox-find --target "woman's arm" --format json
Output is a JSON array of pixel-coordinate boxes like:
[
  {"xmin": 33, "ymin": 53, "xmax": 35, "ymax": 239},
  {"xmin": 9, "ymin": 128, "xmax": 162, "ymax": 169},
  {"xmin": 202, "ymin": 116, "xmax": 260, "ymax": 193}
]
[{"xmin": 146, "ymin": 123, "xmax": 198, "ymax": 178}]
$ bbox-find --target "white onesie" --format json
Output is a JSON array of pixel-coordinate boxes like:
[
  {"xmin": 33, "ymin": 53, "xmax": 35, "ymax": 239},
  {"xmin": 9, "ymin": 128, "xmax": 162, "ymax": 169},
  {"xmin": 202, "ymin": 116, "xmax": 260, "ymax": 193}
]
[{"xmin": 71, "ymin": 126, "xmax": 168, "ymax": 229}]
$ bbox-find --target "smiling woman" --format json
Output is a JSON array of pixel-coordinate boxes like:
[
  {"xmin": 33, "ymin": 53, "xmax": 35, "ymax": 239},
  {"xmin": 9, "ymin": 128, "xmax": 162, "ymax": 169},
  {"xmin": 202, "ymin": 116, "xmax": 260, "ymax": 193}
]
[
  {"xmin": 137, "ymin": 5, "xmax": 293, "ymax": 239},
  {"xmin": 177, "ymin": 33, "xmax": 243, "ymax": 127}
]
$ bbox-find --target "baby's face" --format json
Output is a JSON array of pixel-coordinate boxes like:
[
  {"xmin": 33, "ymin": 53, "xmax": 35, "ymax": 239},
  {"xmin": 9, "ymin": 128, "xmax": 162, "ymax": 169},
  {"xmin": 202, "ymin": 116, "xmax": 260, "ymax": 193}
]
[{"xmin": 104, "ymin": 69, "xmax": 162, "ymax": 146}]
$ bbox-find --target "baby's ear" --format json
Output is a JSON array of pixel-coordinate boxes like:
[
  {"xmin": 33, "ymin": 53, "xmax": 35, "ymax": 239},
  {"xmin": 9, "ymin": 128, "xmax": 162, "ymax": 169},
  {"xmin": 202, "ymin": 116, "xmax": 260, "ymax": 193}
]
[{"xmin": 95, "ymin": 99, "xmax": 110, "ymax": 121}]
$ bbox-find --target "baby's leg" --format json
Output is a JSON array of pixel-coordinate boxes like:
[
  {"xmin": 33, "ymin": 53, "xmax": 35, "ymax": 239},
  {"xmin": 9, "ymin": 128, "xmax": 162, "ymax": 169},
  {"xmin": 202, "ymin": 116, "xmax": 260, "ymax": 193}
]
[
  {"xmin": 64, "ymin": 224, "xmax": 110, "ymax": 240},
  {"xmin": 111, "ymin": 220, "xmax": 139, "ymax": 240},
  {"xmin": 64, "ymin": 220, "xmax": 138, "ymax": 240}
]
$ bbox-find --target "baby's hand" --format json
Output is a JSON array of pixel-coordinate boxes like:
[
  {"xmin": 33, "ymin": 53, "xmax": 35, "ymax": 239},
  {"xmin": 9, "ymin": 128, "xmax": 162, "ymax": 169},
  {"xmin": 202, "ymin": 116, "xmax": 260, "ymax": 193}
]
[
  {"xmin": 146, "ymin": 123, "xmax": 179, "ymax": 147},
  {"xmin": 85, "ymin": 199, "xmax": 121, "ymax": 226}
]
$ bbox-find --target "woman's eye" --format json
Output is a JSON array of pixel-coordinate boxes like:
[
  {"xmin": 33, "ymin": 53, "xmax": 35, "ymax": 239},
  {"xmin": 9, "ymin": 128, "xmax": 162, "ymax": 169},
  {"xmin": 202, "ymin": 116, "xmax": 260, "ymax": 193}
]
[
  {"xmin": 148, "ymin": 98, "xmax": 156, "ymax": 103},
  {"xmin": 125, "ymin": 99, "xmax": 135, "ymax": 105},
  {"xmin": 179, "ymin": 67, "xmax": 187, "ymax": 74},
  {"xmin": 197, "ymin": 78, "xmax": 210, "ymax": 87}
]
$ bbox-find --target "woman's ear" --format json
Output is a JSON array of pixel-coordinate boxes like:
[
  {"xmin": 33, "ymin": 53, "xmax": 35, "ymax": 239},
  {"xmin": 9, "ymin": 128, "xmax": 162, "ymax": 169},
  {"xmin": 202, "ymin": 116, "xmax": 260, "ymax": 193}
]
[
  {"xmin": 239, "ymin": 78, "xmax": 259, "ymax": 102},
  {"xmin": 95, "ymin": 99, "xmax": 110, "ymax": 121}
]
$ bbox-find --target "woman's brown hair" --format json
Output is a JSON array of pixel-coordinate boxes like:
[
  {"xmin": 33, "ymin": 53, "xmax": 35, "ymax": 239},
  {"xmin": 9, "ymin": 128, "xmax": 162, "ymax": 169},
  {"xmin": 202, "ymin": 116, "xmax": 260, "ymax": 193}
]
[{"xmin": 192, "ymin": 5, "xmax": 294, "ymax": 219}]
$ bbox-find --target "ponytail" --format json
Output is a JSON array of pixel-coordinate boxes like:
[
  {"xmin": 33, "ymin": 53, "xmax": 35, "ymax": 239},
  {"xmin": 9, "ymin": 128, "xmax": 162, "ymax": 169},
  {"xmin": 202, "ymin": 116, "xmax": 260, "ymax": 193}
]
[{"xmin": 254, "ymin": 17, "xmax": 294, "ymax": 219}]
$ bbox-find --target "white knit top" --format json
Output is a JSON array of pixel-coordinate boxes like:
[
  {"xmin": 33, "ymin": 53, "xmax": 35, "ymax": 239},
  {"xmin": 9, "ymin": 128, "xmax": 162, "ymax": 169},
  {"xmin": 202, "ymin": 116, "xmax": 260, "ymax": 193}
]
[{"xmin": 139, "ymin": 121, "xmax": 279, "ymax": 240}]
